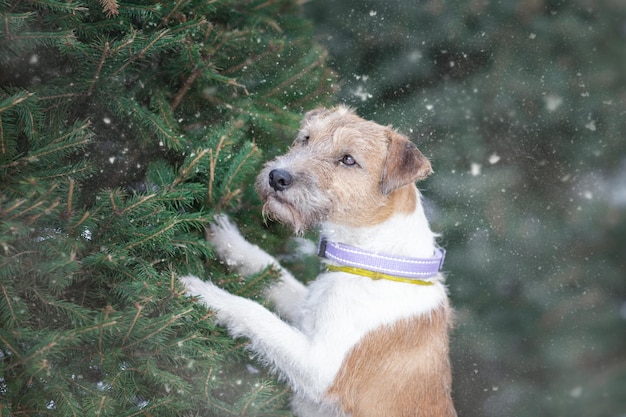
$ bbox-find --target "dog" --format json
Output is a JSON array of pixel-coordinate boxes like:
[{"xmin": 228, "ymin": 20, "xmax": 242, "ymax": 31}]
[{"xmin": 180, "ymin": 106, "xmax": 456, "ymax": 417}]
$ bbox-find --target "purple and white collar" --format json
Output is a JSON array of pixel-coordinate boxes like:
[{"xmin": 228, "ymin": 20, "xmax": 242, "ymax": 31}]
[{"xmin": 317, "ymin": 238, "xmax": 445, "ymax": 283}]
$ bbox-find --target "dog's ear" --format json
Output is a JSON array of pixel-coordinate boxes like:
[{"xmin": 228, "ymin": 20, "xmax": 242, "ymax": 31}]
[
  {"xmin": 381, "ymin": 130, "xmax": 433, "ymax": 195},
  {"xmin": 302, "ymin": 108, "xmax": 328, "ymax": 125},
  {"xmin": 301, "ymin": 106, "xmax": 354, "ymax": 126}
]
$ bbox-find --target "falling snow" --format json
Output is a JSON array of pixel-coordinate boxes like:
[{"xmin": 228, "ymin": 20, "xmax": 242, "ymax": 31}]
[
  {"xmin": 585, "ymin": 120, "xmax": 596, "ymax": 131},
  {"xmin": 352, "ymin": 85, "xmax": 372, "ymax": 101},
  {"xmin": 544, "ymin": 94, "xmax": 563, "ymax": 112},
  {"xmin": 488, "ymin": 153, "xmax": 501, "ymax": 164},
  {"xmin": 569, "ymin": 386, "xmax": 583, "ymax": 398},
  {"xmin": 471, "ymin": 162, "xmax": 482, "ymax": 176}
]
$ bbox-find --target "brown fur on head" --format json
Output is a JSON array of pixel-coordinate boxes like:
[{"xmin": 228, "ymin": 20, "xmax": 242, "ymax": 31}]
[{"xmin": 256, "ymin": 106, "xmax": 432, "ymax": 233}]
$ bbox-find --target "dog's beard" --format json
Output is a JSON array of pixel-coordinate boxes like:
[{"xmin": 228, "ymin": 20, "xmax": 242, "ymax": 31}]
[{"xmin": 261, "ymin": 193, "xmax": 330, "ymax": 235}]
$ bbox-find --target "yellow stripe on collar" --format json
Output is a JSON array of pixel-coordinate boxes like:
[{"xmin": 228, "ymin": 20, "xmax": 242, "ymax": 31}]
[{"xmin": 325, "ymin": 264, "xmax": 434, "ymax": 286}]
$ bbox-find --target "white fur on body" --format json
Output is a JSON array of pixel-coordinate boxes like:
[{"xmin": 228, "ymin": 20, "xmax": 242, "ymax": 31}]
[{"xmin": 180, "ymin": 203, "xmax": 447, "ymax": 417}]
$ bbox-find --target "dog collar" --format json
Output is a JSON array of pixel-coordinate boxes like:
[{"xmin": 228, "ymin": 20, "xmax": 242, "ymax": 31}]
[{"xmin": 317, "ymin": 238, "xmax": 445, "ymax": 285}]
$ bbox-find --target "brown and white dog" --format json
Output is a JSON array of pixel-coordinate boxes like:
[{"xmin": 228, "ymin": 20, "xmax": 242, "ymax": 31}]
[{"xmin": 180, "ymin": 106, "xmax": 456, "ymax": 417}]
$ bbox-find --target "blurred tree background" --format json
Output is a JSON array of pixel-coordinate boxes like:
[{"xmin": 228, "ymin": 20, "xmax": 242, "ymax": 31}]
[
  {"xmin": 1, "ymin": 0, "xmax": 624, "ymax": 416},
  {"xmin": 304, "ymin": 0, "xmax": 626, "ymax": 416}
]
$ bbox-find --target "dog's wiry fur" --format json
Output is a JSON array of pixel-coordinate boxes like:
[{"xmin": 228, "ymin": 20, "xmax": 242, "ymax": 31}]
[{"xmin": 180, "ymin": 106, "xmax": 456, "ymax": 417}]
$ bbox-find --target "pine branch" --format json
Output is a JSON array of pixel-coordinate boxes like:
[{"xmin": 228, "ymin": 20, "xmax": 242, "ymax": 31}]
[
  {"xmin": 122, "ymin": 302, "xmax": 143, "ymax": 345},
  {"xmin": 122, "ymin": 308, "xmax": 193, "ymax": 351},
  {"xmin": 99, "ymin": 0, "xmax": 120, "ymax": 18},
  {"xmin": 0, "ymin": 90, "xmax": 32, "ymax": 113},
  {"xmin": 9, "ymin": 121, "xmax": 91, "ymax": 167},
  {"xmin": 87, "ymin": 42, "xmax": 110, "ymax": 96},
  {"xmin": 0, "ymin": 285, "xmax": 17, "ymax": 327},
  {"xmin": 118, "ymin": 97, "xmax": 183, "ymax": 150},
  {"xmin": 0, "ymin": 1, "xmax": 337, "ymax": 415},
  {"xmin": 171, "ymin": 67, "xmax": 204, "ymax": 111},
  {"xmin": 217, "ymin": 141, "xmax": 261, "ymax": 210}
]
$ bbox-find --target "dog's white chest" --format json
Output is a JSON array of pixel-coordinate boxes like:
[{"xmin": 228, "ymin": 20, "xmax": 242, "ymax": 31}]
[{"xmin": 295, "ymin": 272, "xmax": 447, "ymax": 393}]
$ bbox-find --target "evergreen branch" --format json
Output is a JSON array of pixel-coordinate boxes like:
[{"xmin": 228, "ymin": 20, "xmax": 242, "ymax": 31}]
[
  {"xmin": 0, "ymin": 198, "xmax": 26, "ymax": 218},
  {"xmin": 0, "ymin": 91, "xmax": 33, "ymax": 114},
  {"xmin": 173, "ymin": 148, "xmax": 211, "ymax": 187},
  {"xmin": 0, "ymin": 333, "xmax": 22, "ymax": 360},
  {"xmin": 137, "ymin": 29, "xmax": 170, "ymax": 59},
  {"xmin": 87, "ymin": 42, "xmax": 110, "ymax": 96},
  {"xmin": 153, "ymin": 92, "xmax": 178, "ymax": 139},
  {"xmin": 204, "ymin": 367, "xmax": 240, "ymax": 415},
  {"xmin": 258, "ymin": 385, "xmax": 291, "ymax": 413},
  {"xmin": 4, "ymin": 186, "xmax": 57, "ymax": 221},
  {"xmin": 218, "ymin": 142, "xmax": 260, "ymax": 209},
  {"xmin": 66, "ymin": 177, "xmax": 75, "ymax": 216},
  {"xmin": 24, "ymin": 162, "xmax": 92, "ymax": 182},
  {"xmin": 27, "ymin": 199, "xmax": 60, "ymax": 224},
  {"xmin": 165, "ymin": 333, "xmax": 202, "ymax": 350},
  {"xmin": 122, "ymin": 398, "xmax": 174, "ymax": 417},
  {"xmin": 57, "ymin": 389, "xmax": 80, "ymax": 417},
  {"xmin": 22, "ymin": 1, "xmax": 88, "ymax": 13},
  {"xmin": 1, "ymin": 12, "xmax": 31, "ymax": 41},
  {"xmin": 204, "ymin": 367, "xmax": 217, "ymax": 403},
  {"xmin": 68, "ymin": 210, "xmax": 91, "ymax": 233},
  {"xmin": 119, "ymin": 193, "xmax": 157, "ymax": 215},
  {"xmin": 203, "ymin": 68, "xmax": 248, "ymax": 93},
  {"xmin": 122, "ymin": 308, "xmax": 193, "ymax": 350},
  {"xmin": 207, "ymin": 133, "xmax": 228, "ymax": 205},
  {"xmin": 234, "ymin": 266, "xmax": 275, "ymax": 297},
  {"xmin": 4, "ymin": 340, "xmax": 58, "ymax": 372},
  {"xmin": 123, "ymin": 218, "xmax": 196, "ymax": 250},
  {"xmin": 96, "ymin": 396, "xmax": 107, "ymax": 417},
  {"xmin": 6, "ymin": 30, "xmax": 75, "ymax": 43},
  {"xmin": 220, "ymin": 43, "xmax": 279, "ymax": 76},
  {"xmin": 0, "ymin": 285, "xmax": 17, "ymax": 327},
  {"xmin": 0, "ymin": 118, "xmax": 4, "ymax": 156},
  {"xmin": 160, "ymin": 0, "xmax": 187, "ymax": 26},
  {"xmin": 241, "ymin": 382, "xmax": 269, "ymax": 415},
  {"xmin": 123, "ymin": 302, "xmax": 143, "ymax": 345},
  {"xmin": 261, "ymin": 48, "xmax": 327, "ymax": 99},
  {"xmin": 120, "ymin": 98, "xmax": 183, "ymax": 150},
  {"xmin": 99, "ymin": 0, "xmax": 119, "ymax": 17},
  {"xmin": 107, "ymin": 29, "xmax": 137, "ymax": 55},
  {"xmin": 110, "ymin": 29, "xmax": 171, "ymax": 77},
  {"xmin": 32, "ymin": 291, "xmax": 92, "ymax": 326},
  {"xmin": 171, "ymin": 67, "xmax": 203, "ymax": 111},
  {"xmin": 11, "ymin": 121, "xmax": 91, "ymax": 166}
]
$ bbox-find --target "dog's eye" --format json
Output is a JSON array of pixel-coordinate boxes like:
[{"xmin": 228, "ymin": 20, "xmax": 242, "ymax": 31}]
[
  {"xmin": 340, "ymin": 155, "xmax": 357, "ymax": 166},
  {"xmin": 295, "ymin": 134, "xmax": 309, "ymax": 146}
]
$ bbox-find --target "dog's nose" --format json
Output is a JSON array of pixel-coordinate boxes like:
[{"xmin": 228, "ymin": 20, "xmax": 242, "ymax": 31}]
[{"xmin": 269, "ymin": 169, "xmax": 293, "ymax": 192}]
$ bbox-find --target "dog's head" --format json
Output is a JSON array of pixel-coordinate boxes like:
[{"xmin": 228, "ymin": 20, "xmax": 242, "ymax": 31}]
[{"xmin": 256, "ymin": 106, "xmax": 432, "ymax": 233}]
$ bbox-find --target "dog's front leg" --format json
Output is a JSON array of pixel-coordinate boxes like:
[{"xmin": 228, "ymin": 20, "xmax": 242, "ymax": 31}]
[
  {"xmin": 207, "ymin": 215, "xmax": 307, "ymax": 323},
  {"xmin": 180, "ymin": 275, "xmax": 321, "ymax": 396}
]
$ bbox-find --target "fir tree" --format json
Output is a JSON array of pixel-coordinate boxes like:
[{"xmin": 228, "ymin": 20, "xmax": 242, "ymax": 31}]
[
  {"xmin": 305, "ymin": 1, "xmax": 626, "ymax": 416},
  {"xmin": 0, "ymin": 1, "xmax": 335, "ymax": 416}
]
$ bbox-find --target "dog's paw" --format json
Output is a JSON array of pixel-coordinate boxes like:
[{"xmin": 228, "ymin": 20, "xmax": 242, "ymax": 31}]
[
  {"xmin": 179, "ymin": 275, "xmax": 227, "ymax": 308},
  {"xmin": 206, "ymin": 215, "xmax": 278, "ymax": 277},
  {"xmin": 206, "ymin": 215, "xmax": 250, "ymax": 266}
]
